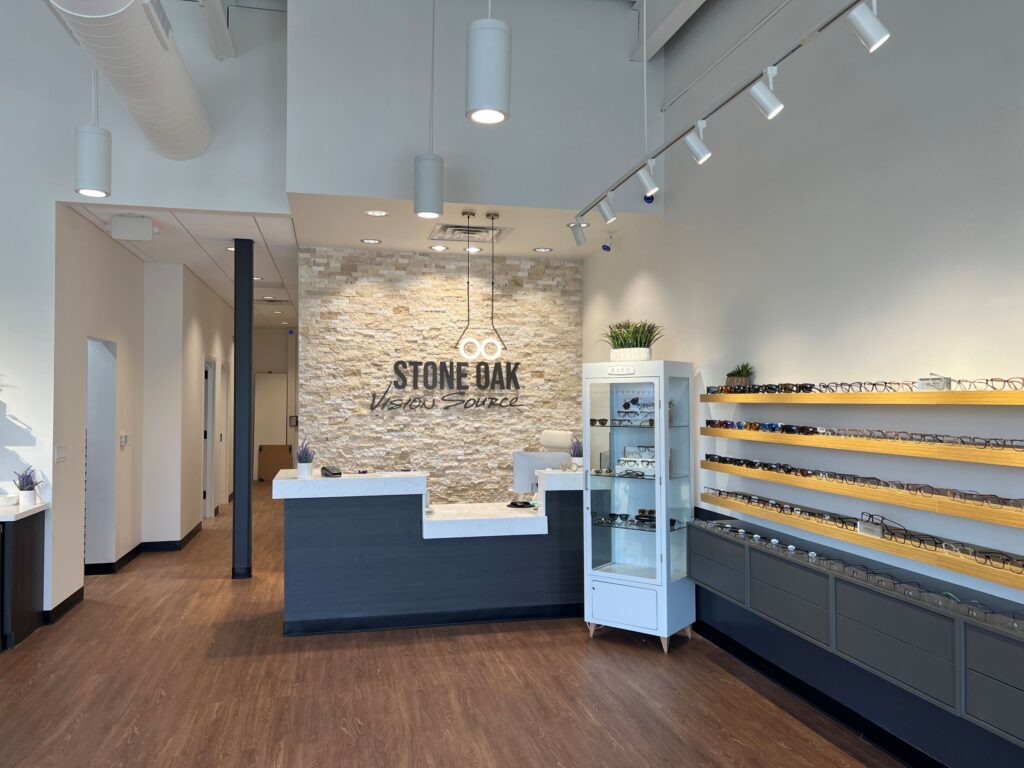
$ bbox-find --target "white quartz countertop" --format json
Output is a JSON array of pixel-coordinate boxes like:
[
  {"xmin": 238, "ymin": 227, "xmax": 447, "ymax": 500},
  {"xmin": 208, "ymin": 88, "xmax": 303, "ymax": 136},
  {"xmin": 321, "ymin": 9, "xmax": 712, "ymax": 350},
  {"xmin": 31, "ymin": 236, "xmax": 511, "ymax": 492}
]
[
  {"xmin": 272, "ymin": 469, "xmax": 429, "ymax": 500},
  {"xmin": 424, "ymin": 502, "xmax": 548, "ymax": 539},
  {"xmin": 0, "ymin": 501, "xmax": 49, "ymax": 523},
  {"xmin": 537, "ymin": 469, "xmax": 584, "ymax": 492}
]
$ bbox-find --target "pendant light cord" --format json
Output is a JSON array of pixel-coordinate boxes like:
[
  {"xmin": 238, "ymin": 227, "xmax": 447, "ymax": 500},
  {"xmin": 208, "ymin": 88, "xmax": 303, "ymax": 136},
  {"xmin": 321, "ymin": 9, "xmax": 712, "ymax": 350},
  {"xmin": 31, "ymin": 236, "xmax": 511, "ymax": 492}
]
[
  {"xmin": 428, "ymin": 0, "xmax": 436, "ymax": 153},
  {"xmin": 455, "ymin": 212, "xmax": 473, "ymax": 350},
  {"xmin": 642, "ymin": 0, "xmax": 648, "ymax": 154},
  {"xmin": 490, "ymin": 215, "xmax": 506, "ymax": 349},
  {"xmin": 92, "ymin": 65, "xmax": 99, "ymax": 127}
]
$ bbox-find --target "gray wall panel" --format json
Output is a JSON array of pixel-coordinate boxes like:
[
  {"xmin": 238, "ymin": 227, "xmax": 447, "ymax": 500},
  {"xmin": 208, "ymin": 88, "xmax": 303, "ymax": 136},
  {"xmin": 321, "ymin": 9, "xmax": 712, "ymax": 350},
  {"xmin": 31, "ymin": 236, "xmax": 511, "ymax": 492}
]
[
  {"xmin": 965, "ymin": 670, "xmax": 1024, "ymax": 743},
  {"xmin": 689, "ymin": 527, "xmax": 745, "ymax": 572},
  {"xmin": 750, "ymin": 551, "xmax": 829, "ymax": 609},
  {"xmin": 750, "ymin": 578, "xmax": 830, "ymax": 644},
  {"xmin": 965, "ymin": 625, "xmax": 1024, "ymax": 692},
  {"xmin": 689, "ymin": 552, "xmax": 746, "ymax": 603}
]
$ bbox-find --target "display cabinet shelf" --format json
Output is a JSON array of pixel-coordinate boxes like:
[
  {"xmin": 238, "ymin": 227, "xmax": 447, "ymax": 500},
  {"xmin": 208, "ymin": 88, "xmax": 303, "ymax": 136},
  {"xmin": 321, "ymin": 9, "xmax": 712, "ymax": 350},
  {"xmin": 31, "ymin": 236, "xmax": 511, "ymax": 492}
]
[
  {"xmin": 699, "ymin": 428, "xmax": 1024, "ymax": 469},
  {"xmin": 699, "ymin": 493, "xmax": 1024, "ymax": 591},
  {"xmin": 592, "ymin": 520, "xmax": 657, "ymax": 533},
  {"xmin": 700, "ymin": 392, "xmax": 1024, "ymax": 406},
  {"xmin": 699, "ymin": 461, "xmax": 1024, "ymax": 530}
]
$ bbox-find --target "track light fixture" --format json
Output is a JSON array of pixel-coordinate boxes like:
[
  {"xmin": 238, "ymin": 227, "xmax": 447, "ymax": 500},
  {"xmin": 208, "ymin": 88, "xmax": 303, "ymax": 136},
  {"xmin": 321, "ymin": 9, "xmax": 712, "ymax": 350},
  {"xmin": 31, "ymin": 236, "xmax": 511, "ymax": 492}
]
[
  {"xmin": 597, "ymin": 194, "xmax": 617, "ymax": 225},
  {"xmin": 847, "ymin": 1, "xmax": 890, "ymax": 53},
  {"xmin": 569, "ymin": 217, "xmax": 587, "ymax": 247},
  {"xmin": 415, "ymin": 0, "xmax": 444, "ymax": 219},
  {"xmin": 682, "ymin": 120, "xmax": 711, "ymax": 165},
  {"xmin": 466, "ymin": 3, "xmax": 511, "ymax": 124},
  {"xmin": 749, "ymin": 66, "xmax": 784, "ymax": 120},
  {"xmin": 635, "ymin": 160, "xmax": 659, "ymax": 200},
  {"xmin": 602, "ymin": 233, "xmax": 613, "ymax": 253}
]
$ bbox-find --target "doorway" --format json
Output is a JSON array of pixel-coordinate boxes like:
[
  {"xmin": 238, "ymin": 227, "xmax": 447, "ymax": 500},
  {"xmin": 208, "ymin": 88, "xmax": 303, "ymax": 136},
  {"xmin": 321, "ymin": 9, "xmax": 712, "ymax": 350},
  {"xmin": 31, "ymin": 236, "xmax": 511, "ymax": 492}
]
[
  {"xmin": 203, "ymin": 360, "xmax": 216, "ymax": 519},
  {"xmin": 85, "ymin": 338, "xmax": 117, "ymax": 567}
]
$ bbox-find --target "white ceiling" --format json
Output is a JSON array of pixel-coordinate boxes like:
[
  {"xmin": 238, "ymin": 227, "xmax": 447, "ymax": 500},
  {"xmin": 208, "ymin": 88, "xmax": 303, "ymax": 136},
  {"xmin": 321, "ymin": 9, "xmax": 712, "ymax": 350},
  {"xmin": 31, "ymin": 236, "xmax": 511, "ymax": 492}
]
[
  {"xmin": 289, "ymin": 193, "xmax": 655, "ymax": 260},
  {"xmin": 71, "ymin": 204, "xmax": 298, "ymax": 328}
]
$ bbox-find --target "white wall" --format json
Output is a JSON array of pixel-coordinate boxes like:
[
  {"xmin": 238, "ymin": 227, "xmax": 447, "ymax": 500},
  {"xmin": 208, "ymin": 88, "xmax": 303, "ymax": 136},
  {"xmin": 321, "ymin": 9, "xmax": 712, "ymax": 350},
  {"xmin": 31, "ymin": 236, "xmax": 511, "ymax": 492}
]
[
  {"xmin": 141, "ymin": 265, "xmax": 185, "ymax": 543},
  {"xmin": 85, "ymin": 339, "xmax": 118, "ymax": 565},
  {"xmin": 54, "ymin": 205, "xmax": 145, "ymax": 602},
  {"xmin": 181, "ymin": 268, "xmax": 235, "ymax": 537},
  {"xmin": 584, "ymin": 0, "xmax": 1024, "ymax": 602},
  {"xmin": 1, "ymin": 1, "xmax": 283, "ymax": 607},
  {"xmin": 287, "ymin": 0, "xmax": 663, "ymax": 213}
]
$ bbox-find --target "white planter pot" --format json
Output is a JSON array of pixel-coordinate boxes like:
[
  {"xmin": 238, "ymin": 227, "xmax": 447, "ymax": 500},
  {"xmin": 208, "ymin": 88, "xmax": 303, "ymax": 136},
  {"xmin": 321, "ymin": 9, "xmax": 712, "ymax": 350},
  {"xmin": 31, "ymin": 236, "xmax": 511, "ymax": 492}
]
[
  {"xmin": 297, "ymin": 463, "xmax": 313, "ymax": 479},
  {"xmin": 570, "ymin": 457, "xmax": 583, "ymax": 470},
  {"xmin": 18, "ymin": 489, "xmax": 37, "ymax": 508},
  {"xmin": 610, "ymin": 347, "xmax": 652, "ymax": 362}
]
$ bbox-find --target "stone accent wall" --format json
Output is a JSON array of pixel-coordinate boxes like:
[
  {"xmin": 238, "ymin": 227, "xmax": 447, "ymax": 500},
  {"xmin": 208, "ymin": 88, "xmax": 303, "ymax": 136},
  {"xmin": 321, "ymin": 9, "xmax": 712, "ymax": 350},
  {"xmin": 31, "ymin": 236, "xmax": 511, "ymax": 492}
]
[{"xmin": 299, "ymin": 247, "xmax": 582, "ymax": 503}]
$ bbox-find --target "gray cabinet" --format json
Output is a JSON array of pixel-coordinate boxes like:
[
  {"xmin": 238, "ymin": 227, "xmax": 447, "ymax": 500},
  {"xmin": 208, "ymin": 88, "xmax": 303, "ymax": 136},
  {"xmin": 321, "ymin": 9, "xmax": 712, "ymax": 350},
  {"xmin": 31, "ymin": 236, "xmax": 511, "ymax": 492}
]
[{"xmin": 688, "ymin": 523, "xmax": 1024, "ymax": 748}]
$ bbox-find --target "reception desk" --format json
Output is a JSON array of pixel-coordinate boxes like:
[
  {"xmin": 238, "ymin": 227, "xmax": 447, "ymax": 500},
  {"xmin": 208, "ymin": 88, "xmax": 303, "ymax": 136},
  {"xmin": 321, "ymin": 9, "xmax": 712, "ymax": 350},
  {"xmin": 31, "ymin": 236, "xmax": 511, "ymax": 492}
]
[{"xmin": 272, "ymin": 469, "xmax": 584, "ymax": 635}]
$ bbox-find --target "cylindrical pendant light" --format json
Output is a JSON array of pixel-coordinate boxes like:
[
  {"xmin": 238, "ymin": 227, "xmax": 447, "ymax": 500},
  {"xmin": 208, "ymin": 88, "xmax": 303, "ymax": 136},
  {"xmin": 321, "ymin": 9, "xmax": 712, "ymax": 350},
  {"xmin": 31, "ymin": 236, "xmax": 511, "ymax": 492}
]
[
  {"xmin": 466, "ymin": 15, "xmax": 510, "ymax": 125},
  {"xmin": 749, "ymin": 67, "xmax": 784, "ymax": 120},
  {"xmin": 415, "ymin": 153, "xmax": 444, "ymax": 219},
  {"xmin": 847, "ymin": 1, "xmax": 891, "ymax": 53},
  {"xmin": 682, "ymin": 120, "xmax": 711, "ymax": 165},
  {"xmin": 76, "ymin": 67, "xmax": 110, "ymax": 198},
  {"xmin": 597, "ymin": 196, "xmax": 617, "ymax": 225},
  {"xmin": 75, "ymin": 126, "xmax": 111, "ymax": 198},
  {"xmin": 415, "ymin": 0, "xmax": 444, "ymax": 219}
]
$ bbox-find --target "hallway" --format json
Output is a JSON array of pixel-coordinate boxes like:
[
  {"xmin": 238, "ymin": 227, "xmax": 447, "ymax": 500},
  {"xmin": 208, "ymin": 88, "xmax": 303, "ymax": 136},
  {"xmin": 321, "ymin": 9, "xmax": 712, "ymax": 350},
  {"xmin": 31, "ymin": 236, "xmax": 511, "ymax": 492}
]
[{"xmin": 0, "ymin": 484, "xmax": 898, "ymax": 767}]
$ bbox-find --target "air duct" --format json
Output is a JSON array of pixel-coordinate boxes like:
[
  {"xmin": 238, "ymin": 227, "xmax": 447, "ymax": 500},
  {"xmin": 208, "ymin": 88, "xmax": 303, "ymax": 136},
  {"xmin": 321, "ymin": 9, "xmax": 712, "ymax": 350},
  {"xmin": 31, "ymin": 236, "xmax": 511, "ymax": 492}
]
[{"xmin": 49, "ymin": 0, "xmax": 212, "ymax": 160}]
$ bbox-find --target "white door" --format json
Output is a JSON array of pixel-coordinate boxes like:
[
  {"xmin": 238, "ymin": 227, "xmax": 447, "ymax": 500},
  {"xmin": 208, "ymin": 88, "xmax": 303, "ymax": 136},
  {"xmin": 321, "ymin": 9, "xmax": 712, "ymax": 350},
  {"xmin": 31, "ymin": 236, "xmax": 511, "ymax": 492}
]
[{"xmin": 253, "ymin": 372, "xmax": 288, "ymax": 477}]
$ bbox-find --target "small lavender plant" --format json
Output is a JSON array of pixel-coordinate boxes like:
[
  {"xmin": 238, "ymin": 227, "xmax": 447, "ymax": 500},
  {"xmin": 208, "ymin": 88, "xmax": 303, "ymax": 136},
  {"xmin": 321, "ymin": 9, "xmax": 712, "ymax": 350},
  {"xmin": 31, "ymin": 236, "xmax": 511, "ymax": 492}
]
[
  {"xmin": 13, "ymin": 467, "xmax": 41, "ymax": 491},
  {"xmin": 569, "ymin": 437, "xmax": 583, "ymax": 458},
  {"xmin": 296, "ymin": 440, "xmax": 316, "ymax": 464}
]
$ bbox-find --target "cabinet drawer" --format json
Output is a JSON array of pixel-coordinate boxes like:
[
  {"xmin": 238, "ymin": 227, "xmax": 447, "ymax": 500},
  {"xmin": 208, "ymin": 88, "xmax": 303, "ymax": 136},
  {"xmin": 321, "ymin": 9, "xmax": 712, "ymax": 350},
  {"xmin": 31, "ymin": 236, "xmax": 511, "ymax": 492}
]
[
  {"xmin": 965, "ymin": 670, "xmax": 1024, "ymax": 743},
  {"xmin": 592, "ymin": 580, "xmax": 658, "ymax": 630},
  {"xmin": 836, "ymin": 616, "xmax": 955, "ymax": 707},
  {"xmin": 750, "ymin": 578, "xmax": 830, "ymax": 644},
  {"xmin": 836, "ymin": 581, "xmax": 953, "ymax": 662},
  {"xmin": 965, "ymin": 624, "xmax": 1024, "ymax": 692},
  {"xmin": 689, "ymin": 552, "xmax": 745, "ymax": 603},
  {"xmin": 750, "ymin": 551, "xmax": 829, "ymax": 609},
  {"xmin": 689, "ymin": 528, "xmax": 745, "ymax": 572}
]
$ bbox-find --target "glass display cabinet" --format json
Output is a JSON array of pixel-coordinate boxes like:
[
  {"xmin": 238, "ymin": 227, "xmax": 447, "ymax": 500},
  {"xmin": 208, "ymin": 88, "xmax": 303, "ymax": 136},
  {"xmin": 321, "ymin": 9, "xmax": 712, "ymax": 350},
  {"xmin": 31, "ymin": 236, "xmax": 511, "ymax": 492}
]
[{"xmin": 582, "ymin": 360, "xmax": 695, "ymax": 652}]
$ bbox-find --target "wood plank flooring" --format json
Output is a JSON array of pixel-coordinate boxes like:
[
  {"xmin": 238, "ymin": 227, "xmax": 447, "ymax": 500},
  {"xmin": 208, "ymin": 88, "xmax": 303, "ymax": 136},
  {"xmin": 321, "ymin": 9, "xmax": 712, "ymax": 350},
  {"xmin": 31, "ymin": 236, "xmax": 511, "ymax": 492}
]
[{"xmin": 0, "ymin": 485, "xmax": 903, "ymax": 767}]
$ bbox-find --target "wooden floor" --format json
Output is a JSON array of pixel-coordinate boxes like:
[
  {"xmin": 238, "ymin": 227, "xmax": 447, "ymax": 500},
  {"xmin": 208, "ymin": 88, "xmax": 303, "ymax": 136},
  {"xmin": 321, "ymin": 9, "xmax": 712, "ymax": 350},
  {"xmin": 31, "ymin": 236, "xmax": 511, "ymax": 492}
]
[{"xmin": 0, "ymin": 485, "xmax": 903, "ymax": 768}]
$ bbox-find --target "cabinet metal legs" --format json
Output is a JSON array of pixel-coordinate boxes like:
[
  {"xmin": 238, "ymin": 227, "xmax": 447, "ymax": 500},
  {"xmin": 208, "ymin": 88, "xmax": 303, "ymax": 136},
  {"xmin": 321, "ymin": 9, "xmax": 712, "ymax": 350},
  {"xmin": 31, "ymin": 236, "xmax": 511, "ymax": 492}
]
[
  {"xmin": 587, "ymin": 622, "xmax": 598, "ymax": 638},
  {"xmin": 661, "ymin": 636, "xmax": 670, "ymax": 654}
]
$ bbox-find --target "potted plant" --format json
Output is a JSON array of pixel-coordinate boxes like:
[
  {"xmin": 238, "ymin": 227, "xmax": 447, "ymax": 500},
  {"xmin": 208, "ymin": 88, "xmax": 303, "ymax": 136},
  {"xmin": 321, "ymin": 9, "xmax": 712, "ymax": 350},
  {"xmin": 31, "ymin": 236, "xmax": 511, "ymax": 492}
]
[
  {"xmin": 726, "ymin": 362, "xmax": 755, "ymax": 388},
  {"xmin": 295, "ymin": 440, "xmax": 316, "ymax": 479},
  {"xmin": 13, "ymin": 467, "xmax": 41, "ymax": 507},
  {"xmin": 569, "ymin": 437, "xmax": 583, "ymax": 470},
  {"xmin": 600, "ymin": 320, "xmax": 664, "ymax": 362}
]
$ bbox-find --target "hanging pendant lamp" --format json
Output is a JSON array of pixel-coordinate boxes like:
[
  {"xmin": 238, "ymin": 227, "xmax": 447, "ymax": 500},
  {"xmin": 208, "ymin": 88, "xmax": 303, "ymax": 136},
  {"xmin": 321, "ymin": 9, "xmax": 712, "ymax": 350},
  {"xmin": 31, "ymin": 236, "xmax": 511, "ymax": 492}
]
[
  {"xmin": 76, "ymin": 66, "xmax": 111, "ymax": 198},
  {"xmin": 415, "ymin": 0, "xmax": 444, "ymax": 218},
  {"xmin": 466, "ymin": 1, "xmax": 510, "ymax": 125},
  {"xmin": 455, "ymin": 211, "xmax": 477, "ymax": 360}
]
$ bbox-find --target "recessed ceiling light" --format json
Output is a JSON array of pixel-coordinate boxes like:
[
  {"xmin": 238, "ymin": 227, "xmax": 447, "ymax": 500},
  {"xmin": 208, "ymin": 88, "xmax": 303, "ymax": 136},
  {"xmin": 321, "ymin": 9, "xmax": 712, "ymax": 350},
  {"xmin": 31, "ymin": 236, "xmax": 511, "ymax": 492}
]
[
  {"xmin": 272, "ymin": 310, "xmax": 283, "ymax": 315},
  {"xmin": 565, "ymin": 221, "xmax": 590, "ymax": 229},
  {"xmin": 281, "ymin": 321, "xmax": 289, "ymax": 325},
  {"xmin": 226, "ymin": 246, "xmax": 235, "ymax": 252},
  {"xmin": 464, "ymin": 246, "xmax": 482, "ymax": 254},
  {"xmin": 365, "ymin": 210, "xmax": 389, "ymax": 217},
  {"xmin": 533, "ymin": 247, "xmax": 553, "ymax": 253},
  {"xmin": 261, "ymin": 295, "xmax": 274, "ymax": 300},
  {"xmin": 430, "ymin": 245, "xmax": 448, "ymax": 252},
  {"xmin": 361, "ymin": 238, "xmax": 382, "ymax": 245},
  {"xmin": 253, "ymin": 276, "xmax": 263, "ymax": 281}
]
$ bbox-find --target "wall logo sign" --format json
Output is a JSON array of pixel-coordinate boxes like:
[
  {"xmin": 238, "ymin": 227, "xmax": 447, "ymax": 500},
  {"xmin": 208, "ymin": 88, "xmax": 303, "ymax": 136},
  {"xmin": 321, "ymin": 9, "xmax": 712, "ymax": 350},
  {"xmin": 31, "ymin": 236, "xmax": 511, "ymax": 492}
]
[{"xmin": 370, "ymin": 360, "xmax": 524, "ymax": 412}]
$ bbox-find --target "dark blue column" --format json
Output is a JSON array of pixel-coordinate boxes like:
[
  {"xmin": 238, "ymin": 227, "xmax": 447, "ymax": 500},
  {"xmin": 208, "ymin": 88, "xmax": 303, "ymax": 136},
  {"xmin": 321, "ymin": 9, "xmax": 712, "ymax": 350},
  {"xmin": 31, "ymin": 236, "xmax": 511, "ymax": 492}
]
[{"xmin": 232, "ymin": 238, "xmax": 254, "ymax": 578}]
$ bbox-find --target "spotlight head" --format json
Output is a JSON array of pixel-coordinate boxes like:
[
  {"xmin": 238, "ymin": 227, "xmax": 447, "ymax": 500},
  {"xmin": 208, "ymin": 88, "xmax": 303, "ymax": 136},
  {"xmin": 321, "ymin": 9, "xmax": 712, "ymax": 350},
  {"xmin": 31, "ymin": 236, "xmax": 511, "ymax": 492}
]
[
  {"xmin": 597, "ymin": 196, "xmax": 617, "ymax": 225},
  {"xmin": 643, "ymin": 194, "xmax": 656, "ymax": 205},
  {"xmin": 683, "ymin": 120, "xmax": 711, "ymax": 165},
  {"xmin": 749, "ymin": 67, "xmax": 784, "ymax": 120},
  {"xmin": 601, "ymin": 235, "xmax": 613, "ymax": 253},
  {"xmin": 568, "ymin": 217, "xmax": 587, "ymax": 247},
  {"xmin": 847, "ymin": 1, "xmax": 890, "ymax": 53},
  {"xmin": 635, "ymin": 161, "xmax": 659, "ymax": 197}
]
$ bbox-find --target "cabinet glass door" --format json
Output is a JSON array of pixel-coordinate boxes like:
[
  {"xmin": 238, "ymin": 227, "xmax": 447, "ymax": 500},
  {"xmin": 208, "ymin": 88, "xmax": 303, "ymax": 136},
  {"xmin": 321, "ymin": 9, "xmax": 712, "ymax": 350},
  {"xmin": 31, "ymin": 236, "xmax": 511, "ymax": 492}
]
[
  {"xmin": 666, "ymin": 374, "xmax": 691, "ymax": 581},
  {"xmin": 586, "ymin": 379, "xmax": 660, "ymax": 582}
]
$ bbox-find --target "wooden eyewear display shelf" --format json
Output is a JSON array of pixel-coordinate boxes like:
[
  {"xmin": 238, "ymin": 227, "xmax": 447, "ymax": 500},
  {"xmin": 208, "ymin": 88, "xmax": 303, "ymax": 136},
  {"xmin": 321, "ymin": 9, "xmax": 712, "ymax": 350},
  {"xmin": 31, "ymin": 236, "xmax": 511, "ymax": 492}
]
[
  {"xmin": 699, "ymin": 428, "xmax": 1024, "ymax": 469},
  {"xmin": 700, "ymin": 392, "xmax": 1024, "ymax": 406},
  {"xmin": 699, "ymin": 461, "xmax": 1024, "ymax": 530},
  {"xmin": 699, "ymin": 493, "xmax": 1024, "ymax": 591}
]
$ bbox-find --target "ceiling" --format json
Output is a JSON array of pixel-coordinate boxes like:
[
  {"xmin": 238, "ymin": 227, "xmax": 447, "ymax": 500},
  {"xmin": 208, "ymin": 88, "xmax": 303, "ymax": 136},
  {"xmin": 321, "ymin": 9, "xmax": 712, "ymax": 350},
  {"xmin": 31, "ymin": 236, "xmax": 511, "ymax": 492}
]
[
  {"xmin": 289, "ymin": 193, "xmax": 655, "ymax": 260},
  {"xmin": 70, "ymin": 203, "xmax": 298, "ymax": 328}
]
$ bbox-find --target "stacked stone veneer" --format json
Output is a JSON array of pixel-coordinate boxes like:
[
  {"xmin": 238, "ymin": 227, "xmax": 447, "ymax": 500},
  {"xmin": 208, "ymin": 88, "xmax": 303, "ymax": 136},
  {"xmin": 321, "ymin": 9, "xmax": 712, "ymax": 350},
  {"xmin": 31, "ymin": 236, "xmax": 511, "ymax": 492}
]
[{"xmin": 299, "ymin": 247, "xmax": 582, "ymax": 503}]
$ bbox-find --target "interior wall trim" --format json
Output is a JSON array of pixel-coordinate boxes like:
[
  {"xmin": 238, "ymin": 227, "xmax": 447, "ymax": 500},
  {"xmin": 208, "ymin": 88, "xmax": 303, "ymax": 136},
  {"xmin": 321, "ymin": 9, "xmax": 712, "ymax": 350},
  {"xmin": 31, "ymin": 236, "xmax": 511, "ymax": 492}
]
[
  {"xmin": 83, "ymin": 543, "xmax": 142, "ymax": 575},
  {"xmin": 141, "ymin": 521, "xmax": 202, "ymax": 553}
]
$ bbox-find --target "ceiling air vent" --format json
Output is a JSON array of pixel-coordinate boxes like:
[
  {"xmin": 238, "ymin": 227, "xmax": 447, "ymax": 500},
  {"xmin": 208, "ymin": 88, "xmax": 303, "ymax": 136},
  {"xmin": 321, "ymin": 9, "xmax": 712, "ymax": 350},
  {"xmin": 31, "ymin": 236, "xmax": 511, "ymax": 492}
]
[{"xmin": 428, "ymin": 222, "xmax": 512, "ymax": 244}]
